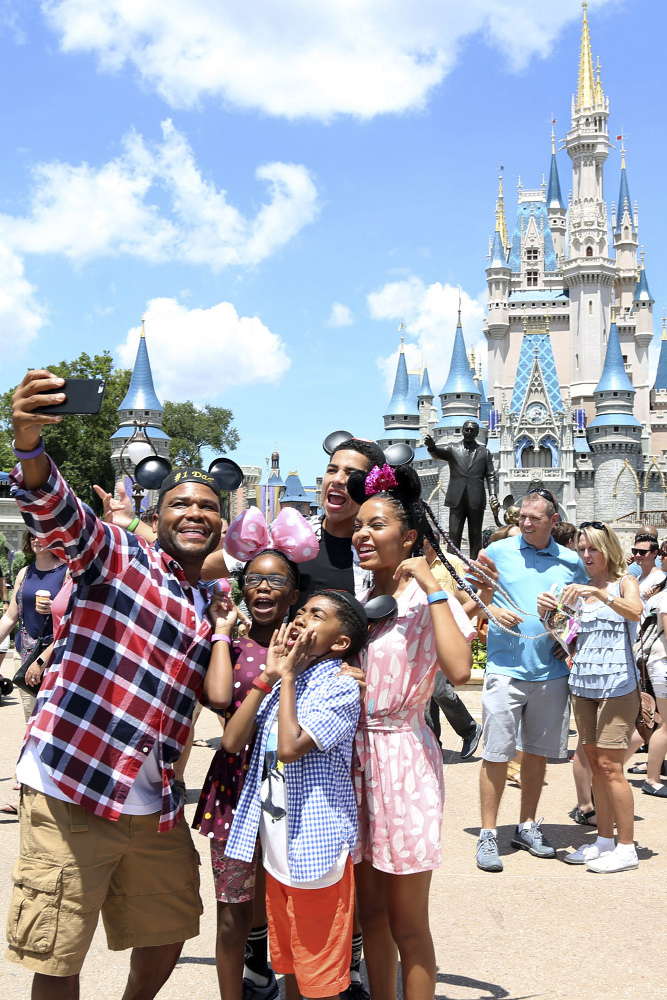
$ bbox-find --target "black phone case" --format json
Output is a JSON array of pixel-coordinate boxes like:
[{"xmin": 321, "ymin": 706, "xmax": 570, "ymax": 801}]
[{"xmin": 34, "ymin": 378, "xmax": 107, "ymax": 415}]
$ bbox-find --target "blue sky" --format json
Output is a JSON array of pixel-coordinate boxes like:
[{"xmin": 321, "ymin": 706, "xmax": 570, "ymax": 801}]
[{"xmin": 0, "ymin": 0, "xmax": 664, "ymax": 486}]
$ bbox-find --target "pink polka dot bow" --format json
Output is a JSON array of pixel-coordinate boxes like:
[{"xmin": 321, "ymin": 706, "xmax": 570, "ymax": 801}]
[{"xmin": 224, "ymin": 506, "xmax": 319, "ymax": 564}]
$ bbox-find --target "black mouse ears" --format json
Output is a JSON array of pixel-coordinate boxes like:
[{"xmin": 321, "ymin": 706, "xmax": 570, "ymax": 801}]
[
  {"xmin": 322, "ymin": 430, "xmax": 414, "ymax": 468},
  {"xmin": 134, "ymin": 455, "xmax": 245, "ymax": 492}
]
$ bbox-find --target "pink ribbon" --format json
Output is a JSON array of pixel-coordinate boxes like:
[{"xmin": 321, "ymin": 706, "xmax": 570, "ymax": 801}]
[{"xmin": 224, "ymin": 506, "xmax": 318, "ymax": 564}]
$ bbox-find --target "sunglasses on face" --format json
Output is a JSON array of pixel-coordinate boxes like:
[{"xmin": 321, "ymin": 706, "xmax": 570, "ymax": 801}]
[{"xmin": 631, "ymin": 548, "xmax": 653, "ymax": 557}]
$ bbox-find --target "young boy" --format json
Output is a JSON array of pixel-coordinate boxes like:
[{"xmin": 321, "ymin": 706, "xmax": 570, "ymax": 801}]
[{"xmin": 223, "ymin": 590, "xmax": 366, "ymax": 1000}]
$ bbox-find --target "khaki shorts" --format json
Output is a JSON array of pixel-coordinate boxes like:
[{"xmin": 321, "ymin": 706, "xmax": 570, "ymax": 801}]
[
  {"xmin": 5, "ymin": 787, "xmax": 203, "ymax": 977},
  {"xmin": 571, "ymin": 690, "xmax": 641, "ymax": 749}
]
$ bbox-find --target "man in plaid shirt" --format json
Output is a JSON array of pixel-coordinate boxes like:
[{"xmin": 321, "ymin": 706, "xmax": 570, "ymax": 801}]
[{"xmin": 5, "ymin": 370, "xmax": 224, "ymax": 999}]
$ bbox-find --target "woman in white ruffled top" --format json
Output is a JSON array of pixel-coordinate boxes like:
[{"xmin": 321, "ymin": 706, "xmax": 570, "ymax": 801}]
[{"xmin": 538, "ymin": 522, "xmax": 642, "ymax": 873}]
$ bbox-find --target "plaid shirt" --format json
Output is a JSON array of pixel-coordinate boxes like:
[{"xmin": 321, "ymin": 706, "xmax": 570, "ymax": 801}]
[
  {"xmin": 225, "ymin": 657, "xmax": 360, "ymax": 882},
  {"xmin": 11, "ymin": 458, "xmax": 213, "ymax": 833}
]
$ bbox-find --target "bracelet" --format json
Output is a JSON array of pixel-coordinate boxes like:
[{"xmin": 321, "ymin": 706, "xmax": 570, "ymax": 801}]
[
  {"xmin": 212, "ymin": 633, "xmax": 231, "ymax": 645},
  {"xmin": 252, "ymin": 677, "xmax": 273, "ymax": 695},
  {"xmin": 12, "ymin": 438, "xmax": 45, "ymax": 460},
  {"xmin": 427, "ymin": 590, "xmax": 450, "ymax": 605},
  {"xmin": 126, "ymin": 515, "xmax": 140, "ymax": 533}
]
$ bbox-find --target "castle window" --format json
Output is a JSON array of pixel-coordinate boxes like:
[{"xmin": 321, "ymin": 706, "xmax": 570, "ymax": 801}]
[
  {"xmin": 624, "ymin": 227, "xmax": 629, "ymax": 238},
  {"xmin": 526, "ymin": 271, "xmax": 538, "ymax": 287},
  {"xmin": 586, "ymin": 246, "xmax": 593, "ymax": 257},
  {"xmin": 521, "ymin": 446, "xmax": 553, "ymax": 469},
  {"xmin": 526, "ymin": 248, "xmax": 538, "ymax": 262},
  {"xmin": 575, "ymin": 354, "xmax": 579, "ymax": 368},
  {"xmin": 456, "ymin": 394, "xmax": 461, "ymax": 399},
  {"xmin": 613, "ymin": 392, "xmax": 618, "ymax": 397},
  {"xmin": 614, "ymin": 427, "xmax": 619, "ymax": 433}
]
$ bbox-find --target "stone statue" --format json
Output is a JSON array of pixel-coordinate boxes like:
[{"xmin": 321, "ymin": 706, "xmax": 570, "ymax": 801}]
[{"xmin": 424, "ymin": 420, "xmax": 499, "ymax": 558}]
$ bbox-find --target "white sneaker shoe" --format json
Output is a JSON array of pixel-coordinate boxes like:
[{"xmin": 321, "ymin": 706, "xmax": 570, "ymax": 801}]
[
  {"xmin": 564, "ymin": 843, "xmax": 609, "ymax": 866},
  {"xmin": 586, "ymin": 846, "xmax": 638, "ymax": 873}
]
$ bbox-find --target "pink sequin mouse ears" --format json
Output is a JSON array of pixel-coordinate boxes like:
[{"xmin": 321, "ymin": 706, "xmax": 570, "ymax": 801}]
[{"xmin": 224, "ymin": 506, "xmax": 319, "ymax": 564}]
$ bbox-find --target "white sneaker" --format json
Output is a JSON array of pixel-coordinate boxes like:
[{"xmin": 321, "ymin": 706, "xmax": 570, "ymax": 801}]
[
  {"xmin": 563, "ymin": 843, "xmax": 608, "ymax": 866},
  {"xmin": 586, "ymin": 846, "xmax": 638, "ymax": 873}
]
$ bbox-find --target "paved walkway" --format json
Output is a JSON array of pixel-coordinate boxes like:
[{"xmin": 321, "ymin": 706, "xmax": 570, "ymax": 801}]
[{"xmin": 1, "ymin": 682, "xmax": 666, "ymax": 999}]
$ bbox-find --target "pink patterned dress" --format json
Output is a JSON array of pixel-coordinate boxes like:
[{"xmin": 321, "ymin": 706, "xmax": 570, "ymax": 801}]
[{"xmin": 353, "ymin": 578, "xmax": 474, "ymax": 874}]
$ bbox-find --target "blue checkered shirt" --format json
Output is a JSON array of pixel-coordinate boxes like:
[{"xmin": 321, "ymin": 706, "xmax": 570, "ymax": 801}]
[{"xmin": 225, "ymin": 657, "xmax": 360, "ymax": 883}]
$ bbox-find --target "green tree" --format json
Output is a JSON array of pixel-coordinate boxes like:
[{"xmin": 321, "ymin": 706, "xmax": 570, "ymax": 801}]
[
  {"xmin": 162, "ymin": 400, "xmax": 239, "ymax": 466},
  {"xmin": 0, "ymin": 352, "xmax": 131, "ymax": 514}
]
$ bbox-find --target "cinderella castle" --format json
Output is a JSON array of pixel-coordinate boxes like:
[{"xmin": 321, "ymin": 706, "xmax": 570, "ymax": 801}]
[{"xmin": 380, "ymin": 3, "xmax": 667, "ymax": 529}]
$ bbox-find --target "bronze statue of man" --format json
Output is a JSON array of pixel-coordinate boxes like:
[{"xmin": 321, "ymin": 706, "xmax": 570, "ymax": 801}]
[{"xmin": 424, "ymin": 420, "xmax": 499, "ymax": 558}]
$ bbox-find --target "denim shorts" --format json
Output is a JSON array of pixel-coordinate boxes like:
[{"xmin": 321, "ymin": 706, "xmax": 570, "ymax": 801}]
[{"xmin": 481, "ymin": 672, "xmax": 570, "ymax": 762}]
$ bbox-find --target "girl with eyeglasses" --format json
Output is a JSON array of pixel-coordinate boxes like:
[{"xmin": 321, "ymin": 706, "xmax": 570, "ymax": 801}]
[{"xmin": 538, "ymin": 522, "xmax": 642, "ymax": 872}]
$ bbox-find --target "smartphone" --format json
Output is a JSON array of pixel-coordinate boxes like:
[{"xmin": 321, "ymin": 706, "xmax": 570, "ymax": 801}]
[{"xmin": 34, "ymin": 378, "xmax": 107, "ymax": 416}]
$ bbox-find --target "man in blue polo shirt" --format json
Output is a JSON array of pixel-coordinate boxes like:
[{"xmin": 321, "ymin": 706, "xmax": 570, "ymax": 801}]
[{"xmin": 471, "ymin": 489, "xmax": 587, "ymax": 873}]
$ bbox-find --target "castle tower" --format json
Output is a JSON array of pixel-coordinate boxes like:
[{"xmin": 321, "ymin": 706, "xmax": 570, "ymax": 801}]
[
  {"xmin": 546, "ymin": 128, "xmax": 566, "ymax": 261},
  {"xmin": 561, "ymin": 2, "xmax": 615, "ymax": 415},
  {"xmin": 110, "ymin": 318, "xmax": 171, "ymax": 479},
  {"xmin": 417, "ymin": 364, "xmax": 436, "ymax": 441},
  {"xmin": 378, "ymin": 339, "xmax": 421, "ymax": 450},
  {"xmin": 650, "ymin": 316, "xmax": 667, "ymax": 456},
  {"xmin": 433, "ymin": 311, "xmax": 481, "ymax": 444},
  {"xmin": 613, "ymin": 146, "xmax": 639, "ymax": 310},
  {"xmin": 485, "ymin": 178, "xmax": 511, "ymax": 404},
  {"xmin": 588, "ymin": 308, "xmax": 643, "ymax": 518}
]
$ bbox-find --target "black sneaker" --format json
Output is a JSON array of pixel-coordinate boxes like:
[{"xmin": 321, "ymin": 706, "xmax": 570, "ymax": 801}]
[
  {"xmin": 242, "ymin": 971, "xmax": 279, "ymax": 1000},
  {"xmin": 341, "ymin": 982, "xmax": 371, "ymax": 1000},
  {"xmin": 460, "ymin": 723, "xmax": 482, "ymax": 760}
]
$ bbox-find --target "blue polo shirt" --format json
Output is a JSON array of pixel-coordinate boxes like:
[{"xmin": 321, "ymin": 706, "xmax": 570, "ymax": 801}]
[{"xmin": 485, "ymin": 534, "xmax": 587, "ymax": 682}]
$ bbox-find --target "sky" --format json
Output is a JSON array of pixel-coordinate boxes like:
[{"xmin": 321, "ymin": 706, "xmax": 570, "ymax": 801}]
[{"xmin": 0, "ymin": 0, "xmax": 665, "ymax": 487}]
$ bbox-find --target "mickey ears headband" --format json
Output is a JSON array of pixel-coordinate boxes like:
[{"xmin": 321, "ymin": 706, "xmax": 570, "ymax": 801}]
[
  {"xmin": 322, "ymin": 430, "xmax": 414, "ymax": 468},
  {"xmin": 134, "ymin": 455, "xmax": 244, "ymax": 493}
]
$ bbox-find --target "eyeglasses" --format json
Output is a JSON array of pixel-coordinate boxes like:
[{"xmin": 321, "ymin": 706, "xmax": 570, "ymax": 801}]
[
  {"xmin": 526, "ymin": 488, "xmax": 558, "ymax": 508},
  {"xmin": 244, "ymin": 573, "xmax": 290, "ymax": 589},
  {"xmin": 579, "ymin": 521, "xmax": 609, "ymax": 534},
  {"xmin": 631, "ymin": 548, "xmax": 654, "ymax": 557}
]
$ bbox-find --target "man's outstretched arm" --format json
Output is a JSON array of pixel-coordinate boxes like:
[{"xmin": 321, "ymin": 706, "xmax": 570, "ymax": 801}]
[{"xmin": 11, "ymin": 369, "xmax": 65, "ymax": 490}]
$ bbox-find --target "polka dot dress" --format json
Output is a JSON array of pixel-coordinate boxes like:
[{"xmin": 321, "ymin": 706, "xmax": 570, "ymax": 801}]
[{"xmin": 192, "ymin": 637, "xmax": 269, "ymax": 842}]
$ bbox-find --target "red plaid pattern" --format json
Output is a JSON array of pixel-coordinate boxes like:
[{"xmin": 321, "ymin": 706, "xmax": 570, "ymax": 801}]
[{"xmin": 11, "ymin": 458, "xmax": 213, "ymax": 832}]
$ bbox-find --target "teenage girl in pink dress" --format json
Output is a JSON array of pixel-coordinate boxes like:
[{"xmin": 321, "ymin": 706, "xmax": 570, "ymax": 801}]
[{"xmin": 347, "ymin": 463, "xmax": 474, "ymax": 1000}]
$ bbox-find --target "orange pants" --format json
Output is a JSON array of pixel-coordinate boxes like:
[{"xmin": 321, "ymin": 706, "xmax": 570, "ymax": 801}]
[{"xmin": 265, "ymin": 857, "xmax": 354, "ymax": 998}]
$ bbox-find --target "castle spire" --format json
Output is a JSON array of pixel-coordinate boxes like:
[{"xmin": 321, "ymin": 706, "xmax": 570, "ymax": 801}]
[
  {"xmin": 653, "ymin": 312, "xmax": 667, "ymax": 393},
  {"xmin": 495, "ymin": 168, "xmax": 508, "ymax": 249},
  {"xmin": 384, "ymin": 341, "xmax": 417, "ymax": 417},
  {"xmin": 118, "ymin": 318, "xmax": 163, "ymax": 412},
  {"xmin": 576, "ymin": 2, "xmax": 596, "ymax": 112},
  {"xmin": 547, "ymin": 130, "xmax": 565, "ymax": 209}
]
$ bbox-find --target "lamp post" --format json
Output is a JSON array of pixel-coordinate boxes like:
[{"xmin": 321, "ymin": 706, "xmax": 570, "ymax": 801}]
[{"xmin": 119, "ymin": 422, "xmax": 158, "ymax": 514}]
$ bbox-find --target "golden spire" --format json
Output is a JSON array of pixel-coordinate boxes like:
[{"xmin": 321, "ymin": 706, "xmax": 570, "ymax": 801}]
[
  {"xmin": 576, "ymin": 2, "xmax": 596, "ymax": 112},
  {"xmin": 662, "ymin": 310, "xmax": 666, "ymax": 342},
  {"xmin": 641, "ymin": 246, "xmax": 645, "ymax": 269},
  {"xmin": 495, "ymin": 167, "xmax": 508, "ymax": 249},
  {"xmin": 551, "ymin": 124, "xmax": 556, "ymax": 155},
  {"xmin": 595, "ymin": 55, "xmax": 604, "ymax": 104},
  {"xmin": 140, "ymin": 314, "xmax": 146, "ymax": 338}
]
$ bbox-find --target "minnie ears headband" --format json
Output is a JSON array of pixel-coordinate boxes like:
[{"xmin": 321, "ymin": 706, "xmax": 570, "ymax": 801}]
[
  {"xmin": 224, "ymin": 506, "xmax": 318, "ymax": 564},
  {"xmin": 133, "ymin": 455, "xmax": 244, "ymax": 499},
  {"xmin": 322, "ymin": 430, "xmax": 414, "ymax": 469}
]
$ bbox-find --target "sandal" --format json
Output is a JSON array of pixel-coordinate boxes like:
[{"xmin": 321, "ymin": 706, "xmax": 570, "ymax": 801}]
[
  {"xmin": 506, "ymin": 762, "xmax": 521, "ymax": 787},
  {"xmin": 192, "ymin": 738, "xmax": 209, "ymax": 748},
  {"xmin": 573, "ymin": 807, "xmax": 597, "ymax": 826},
  {"xmin": 0, "ymin": 803, "xmax": 18, "ymax": 815}
]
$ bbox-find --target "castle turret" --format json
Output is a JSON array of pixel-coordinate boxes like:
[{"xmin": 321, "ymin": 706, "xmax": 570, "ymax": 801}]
[
  {"xmin": 418, "ymin": 364, "xmax": 436, "ymax": 441},
  {"xmin": 433, "ymin": 312, "xmax": 481, "ymax": 444},
  {"xmin": 546, "ymin": 128, "xmax": 566, "ymax": 260},
  {"xmin": 110, "ymin": 318, "xmax": 171, "ymax": 479},
  {"xmin": 378, "ymin": 339, "xmax": 421, "ymax": 450},
  {"xmin": 485, "ymin": 173, "xmax": 511, "ymax": 407},
  {"xmin": 650, "ymin": 316, "xmax": 667, "ymax": 456}
]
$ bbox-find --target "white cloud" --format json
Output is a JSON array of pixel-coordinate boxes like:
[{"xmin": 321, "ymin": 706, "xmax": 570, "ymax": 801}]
[
  {"xmin": 0, "ymin": 238, "xmax": 47, "ymax": 345},
  {"xmin": 327, "ymin": 302, "xmax": 354, "ymax": 327},
  {"xmin": 0, "ymin": 120, "xmax": 319, "ymax": 268},
  {"xmin": 116, "ymin": 297, "xmax": 291, "ymax": 400},
  {"xmin": 368, "ymin": 276, "xmax": 486, "ymax": 396},
  {"xmin": 43, "ymin": 0, "xmax": 616, "ymax": 121}
]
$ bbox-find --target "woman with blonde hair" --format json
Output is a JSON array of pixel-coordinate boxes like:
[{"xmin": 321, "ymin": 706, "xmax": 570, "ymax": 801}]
[{"xmin": 538, "ymin": 521, "xmax": 642, "ymax": 873}]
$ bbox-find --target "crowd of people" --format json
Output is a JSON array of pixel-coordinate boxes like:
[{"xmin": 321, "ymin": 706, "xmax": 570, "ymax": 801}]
[{"xmin": 1, "ymin": 368, "xmax": 665, "ymax": 1000}]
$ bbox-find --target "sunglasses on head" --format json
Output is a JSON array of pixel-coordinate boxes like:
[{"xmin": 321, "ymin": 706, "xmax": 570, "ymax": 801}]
[
  {"xmin": 579, "ymin": 521, "xmax": 609, "ymax": 534},
  {"xmin": 526, "ymin": 487, "xmax": 557, "ymax": 507}
]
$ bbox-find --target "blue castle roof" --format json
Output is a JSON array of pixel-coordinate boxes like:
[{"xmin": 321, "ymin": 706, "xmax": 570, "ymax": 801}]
[
  {"xmin": 118, "ymin": 331, "xmax": 163, "ymax": 412},
  {"xmin": 615, "ymin": 165, "xmax": 632, "ymax": 233},
  {"xmin": 594, "ymin": 320, "xmax": 634, "ymax": 394},
  {"xmin": 490, "ymin": 230, "xmax": 507, "ymax": 266},
  {"xmin": 508, "ymin": 202, "xmax": 558, "ymax": 273},
  {"xmin": 510, "ymin": 334, "xmax": 563, "ymax": 415},
  {"xmin": 407, "ymin": 370, "xmax": 421, "ymax": 407},
  {"xmin": 653, "ymin": 330, "xmax": 667, "ymax": 393},
  {"xmin": 282, "ymin": 472, "xmax": 310, "ymax": 503},
  {"xmin": 384, "ymin": 347, "xmax": 419, "ymax": 416},
  {"xmin": 634, "ymin": 267, "xmax": 654, "ymax": 303},
  {"xmin": 547, "ymin": 152, "xmax": 564, "ymax": 209},
  {"xmin": 440, "ymin": 322, "xmax": 479, "ymax": 396},
  {"xmin": 419, "ymin": 365, "xmax": 434, "ymax": 398}
]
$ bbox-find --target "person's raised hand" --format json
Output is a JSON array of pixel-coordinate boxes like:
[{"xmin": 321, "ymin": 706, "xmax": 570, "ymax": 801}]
[
  {"xmin": 12, "ymin": 370, "xmax": 65, "ymax": 451},
  {"xmin": 393, "ymin": 555, "xmax": 438, "ymax": 594},
  {"xmin": 93, "ymin": 481, "xmax": 135, "ymax": 527},
  {"xmin": 338, "ymin": 662, "xmax": 367, "ymax": 702},
  {"xmin": 209, "ymin": 595, "xmax": 237, "ymax": 632}
]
